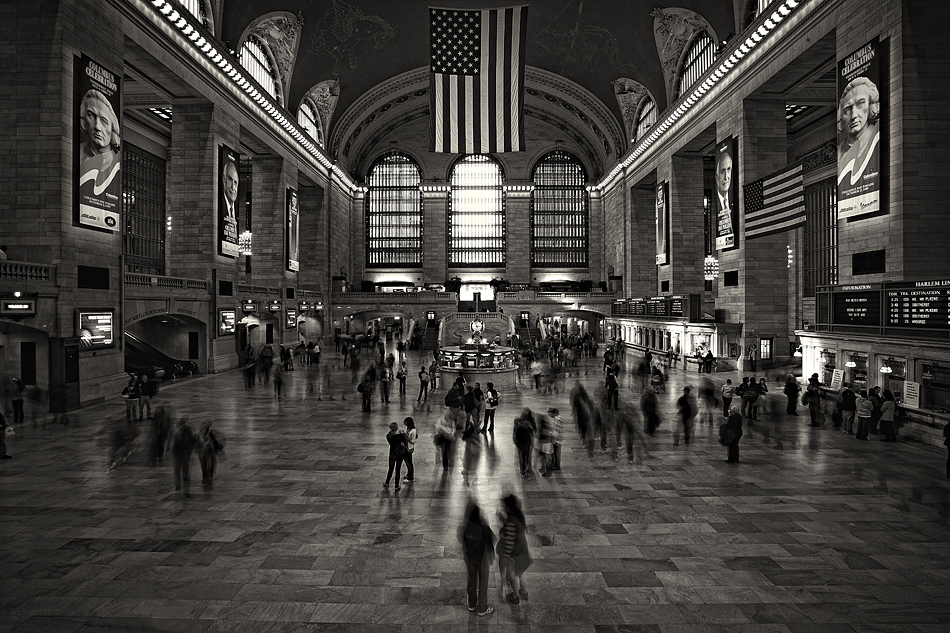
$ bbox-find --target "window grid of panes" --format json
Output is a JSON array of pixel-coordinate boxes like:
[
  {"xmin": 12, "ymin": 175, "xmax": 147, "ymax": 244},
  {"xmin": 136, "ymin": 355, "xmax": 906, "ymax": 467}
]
[
  {"xmin": 239, "ymin": 157, "xmax": 253, "ymax": 231},
  {"xmin": 240, "ymin": 37, "xmax": 278, "ymax": 102},
  {"xmin": 366, "ymin": 152, "xmax": 423, "ymax": 267},
  {"xmin": 449, "ymin": 155, "xmax": 505, "ymax": 267},
  {"xmin": 677, "ymin": 32, "xmax": 715, "ymax": 97},
  {"xmin": 635, "ymin": 98, "xmax": 656, "ymax": 141},
  {"xmin": 122, "ymin": 144, "xmax": 166, "ymax": 275},
  {"xmin": 177, "ymin": 0, "xmax": 209, "ymax": 29},
  {"xmin": 803, "ymin": 176, "xmax": 837, "ymax": 296},
  {"xmin": 297, "ymin": 100, "xmax": 323, "ymax": 146},
  {"xmin": 530, "ymin": 151, "xmax": 588, "ymax": 267}
]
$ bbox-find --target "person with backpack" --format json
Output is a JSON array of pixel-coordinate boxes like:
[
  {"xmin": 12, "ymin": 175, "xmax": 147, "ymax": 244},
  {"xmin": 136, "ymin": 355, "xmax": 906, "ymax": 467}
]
[
  {"xmin": 482, "ymin": 382, "xmax": 499, "ymax": 434},
  {"xmin": 458, "ymin": 501, "xmax": 495, "ymax": 617},
  {"xmin": 605, "ymin": 370, "xmax": 619, "ymax": 410},
  {"xmin": 384, "ymin": 422, "xmax": 408, "ymax": 490},
  {"xmin": 445, "ymin": 378, "xmax": 465, "ymax": 430},
  {"xmin": 121, "ymin": 374, "xmax": 141, "ymax": 424}
]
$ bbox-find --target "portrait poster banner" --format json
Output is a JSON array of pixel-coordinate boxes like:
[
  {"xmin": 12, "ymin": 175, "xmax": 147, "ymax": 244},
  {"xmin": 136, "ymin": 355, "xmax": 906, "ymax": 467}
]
[
  {"xmin": 714, "ymin": 136, "xmax": 737, "ymax": 250},
  {"xmin": 286, "ymin": 188, "xmax": 300, "ymax": 272},
  {"xmin": 837, "ymin": 37, "xmax": 881, "ymax": 219},
  {"xmin": 219, "ymin": 145, "xmax": 240, "ymax": 258},
  {"xmin": 75, "ymin": 54, "xmax": 122, "ymax": 231},
  {"xmin": 655, "ymin": 181, "xmax": 668, "ymax": 265}
]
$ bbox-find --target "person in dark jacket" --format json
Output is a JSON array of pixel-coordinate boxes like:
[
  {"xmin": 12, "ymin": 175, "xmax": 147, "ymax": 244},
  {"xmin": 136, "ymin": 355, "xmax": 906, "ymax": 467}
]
[
  {"xmin": 784, "ymin": 375, "xmax": 800, "ymax": 415},
  {"xmin": 148, "ymin": 402, "xmax": 172, "ymax": 466},
  {"xmin": 138, "ymin": 374, "xmax": 157, "ymax": 420},
  {"xmin": 384, "ymin": 422, "xmax": 408, "ymax": 490},
  {"xmin": 723, "ymin": 405, "xmax": 743, "ymax": 463},
  {"xmin": 641, "ymin": 389, "xmax": 660, "ymax": 435},
  {"xmin": 459, "ymin": 501, "xmax": 495, "ymax": 616},
  {"xmin": 840, "ymin": 383, "xmax": 857, "ymax": 434},
  {"xmin": 197, "ymin": 420, "xmax": 224, "ymax": 490},
  {"xmin": 122, "ymin": 374, "xmax": 141, "ymax": 424},
  {"xmin": 512, "ymin": 409, "xmax": 536, "ymax": 478},
  {"xmin": 169, "ymin": 417, "xmax": 197, "ymax": 497}
]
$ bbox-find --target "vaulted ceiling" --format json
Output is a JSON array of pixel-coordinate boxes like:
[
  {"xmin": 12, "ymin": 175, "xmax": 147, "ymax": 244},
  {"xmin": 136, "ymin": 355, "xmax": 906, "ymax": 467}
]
[{"xmin": 213, "ymin": 1, "xmax": 749, "ymax": 177}]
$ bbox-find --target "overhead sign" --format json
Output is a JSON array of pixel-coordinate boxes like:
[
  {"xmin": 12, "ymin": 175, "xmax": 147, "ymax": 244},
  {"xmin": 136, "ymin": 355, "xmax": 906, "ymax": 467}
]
[
  {"xmin": 286, "ymin": 309, "xmax": 297, "ymax": 329},
  {"xmin": 1, "ymin": 299, "xmax": 36, "ymax": 316}
]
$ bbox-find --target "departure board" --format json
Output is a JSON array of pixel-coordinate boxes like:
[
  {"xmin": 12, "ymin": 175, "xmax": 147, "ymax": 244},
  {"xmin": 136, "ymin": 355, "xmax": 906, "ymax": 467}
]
[
  {"xmin": 630, "ymin": 300, "xmax": 646, "ymax": 316},
  {"xmin": 886, "ymin": 288, "xmax": 950, "ymax": 328},
  {"xmin": 832, "ymin": 291, "xmax": 881, "ymax": 326},
  {"xmin": 646, "ymin": 299, "xmax": 667, "ymax": 316},
  {"xmin": 671, "ymin": 298, "xmax": 684, "ymax": 317}
]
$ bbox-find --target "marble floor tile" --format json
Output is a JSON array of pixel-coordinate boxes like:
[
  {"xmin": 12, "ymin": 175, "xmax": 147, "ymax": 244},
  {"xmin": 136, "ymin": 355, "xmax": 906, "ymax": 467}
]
[{"xmin": 1, "ymin": 345, "xmax": 949, "ymax": 631}]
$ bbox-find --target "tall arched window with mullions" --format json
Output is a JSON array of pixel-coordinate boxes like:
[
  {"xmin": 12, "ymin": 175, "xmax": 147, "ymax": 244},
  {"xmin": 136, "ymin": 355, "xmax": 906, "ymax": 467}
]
[
  {"xmin": 365, "ymin": 152, "xmax": 423, "ymax": 267},
  {"xmin": 531, "ymin": 150, "xmax": 589, "ymax": 267},
  {"xmin": 449, "ymin": 155, "xmax": 505, "ymax": 267}
]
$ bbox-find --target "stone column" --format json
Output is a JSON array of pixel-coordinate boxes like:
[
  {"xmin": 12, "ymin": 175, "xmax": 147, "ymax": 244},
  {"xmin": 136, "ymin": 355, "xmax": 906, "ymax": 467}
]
[
  {"xmin": 666, "ymin": 154, "xmax": 705, "ymax": 296},
  {"xmin": 297, "ymin": 183, "xmax": 326, "ymax": 292},
  {"xmin": 421, "ymin": 186, "xmax": 448, "ymax": 285},
  {"xmin": 167, "ymin": 103, "xmax": 240, "ymax": 282},
  {"xmin": 628, "ymin": 184, "xmax": 658, "ymax": 298},
  {"xmin": 249, "ymin": 156, "xmax": 296, "ymax": 290},
  {"xmin": 506, "ymin": 186, "xmax": 531, "ymax": 284},
  {"xmin": 718, "ymin": 97, "xmax": 790, "ymax": 368}
]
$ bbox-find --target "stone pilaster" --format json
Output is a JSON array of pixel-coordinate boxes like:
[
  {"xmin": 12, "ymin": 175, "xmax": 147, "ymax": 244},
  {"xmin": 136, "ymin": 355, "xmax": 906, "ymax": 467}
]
[
  {"xmin": 506, "ymin": 187, "xmax": 532, "ymax": 284},
  {"xmin": 629, "ymin": 184, "xmax": 657, "ymax": 298},
  {"xmin": 421, "ymin": 186, "xmax": 448, "ymax": 285},
  {"xmin": 666, "ymin": 154, "xmax": 705, "ymax": 296}
]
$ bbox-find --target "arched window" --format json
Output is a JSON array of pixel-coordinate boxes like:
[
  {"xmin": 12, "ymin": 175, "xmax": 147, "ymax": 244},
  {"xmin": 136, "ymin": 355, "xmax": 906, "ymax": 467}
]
[
  {"xmin": 297, "ymin": 100, "xmax": 323, "ymax": 146},
  {"xmin": 366, "ymin": 152, "xmax": 423, "ymax": 268},
  {"xmin": 677, "ymin": 31, "xmax": 715, "ymax": 97},
  {"xmin": 177, "ymin": 0, "xmax": 210, "ymax": 30},
  {"xmin": 239, "ymin": 36, "xmax": 279, "ymax": 103},
  {"xmin": 531, "ymin": 151, "xmax": 588, "ymax": 268},
  {"xmin": 635, "ymin": 98, "xmax": 657, "ymax": 141},
  {"xmin": 449, "ymin": 155, "xmax": 505, "ymax": 267}
]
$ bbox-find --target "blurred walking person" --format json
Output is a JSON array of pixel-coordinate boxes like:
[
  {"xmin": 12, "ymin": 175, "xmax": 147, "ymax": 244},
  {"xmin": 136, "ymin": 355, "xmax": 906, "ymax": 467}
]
[
  {"xmin": 459, "ymin": 501, "xmax": 495, "ymax": 616},
  {"xmin": 169, "ymin": 417, "xmax": 197, "ymax": 496},
  {"xmin": 148, "ymin": 401, "xmax": 172, "ymax": 466},
  {"xmin": 498, "ymin": 494, "xmax": 532, "ymax": 605},
  {"xmin": 384, "ymin": 422, "xmax": 408, "ymax": 490},
  {"xmin": 197, "ymin": 421, "xmax": 225, "ymax": 490}
]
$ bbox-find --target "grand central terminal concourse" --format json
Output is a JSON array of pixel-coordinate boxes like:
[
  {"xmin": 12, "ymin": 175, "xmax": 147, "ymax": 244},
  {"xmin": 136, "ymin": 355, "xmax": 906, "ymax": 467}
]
[{"xmin": 3, "ymin": 0, "xmax": 950, "ymax": 631}]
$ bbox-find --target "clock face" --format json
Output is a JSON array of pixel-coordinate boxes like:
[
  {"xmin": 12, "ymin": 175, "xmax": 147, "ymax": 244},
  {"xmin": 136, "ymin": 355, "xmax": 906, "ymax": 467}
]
[{"xmin": 470, "ymin": 318, "xmax": 485, "ymax": 333}]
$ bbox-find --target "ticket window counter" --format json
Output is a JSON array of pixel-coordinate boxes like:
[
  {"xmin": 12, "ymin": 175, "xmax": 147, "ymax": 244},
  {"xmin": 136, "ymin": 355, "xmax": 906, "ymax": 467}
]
[
  {"xmin": 819, "ymin": 350, "xmax": 837, "ymax": 386},
  {"xmin": 921, "ymin": 362, "xmax": 950, "ymax": 413},
  {"xmin": 846, "ymin": 353, "xmax": 869, "ymax": 392},
  {"xmin": 881, "ymin": 358, "xmax": 906, "ymax": 403}
]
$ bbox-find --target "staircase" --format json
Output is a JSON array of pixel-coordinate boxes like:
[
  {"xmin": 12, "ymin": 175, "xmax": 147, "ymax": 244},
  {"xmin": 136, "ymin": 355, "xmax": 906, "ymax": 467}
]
[
  {"xmin": 516, "ymin": 327, "xmax": 539, "ymax": 348},
  {"xmin": 423, "ymin": 324, "xmax": 439, "ymax": 351}
]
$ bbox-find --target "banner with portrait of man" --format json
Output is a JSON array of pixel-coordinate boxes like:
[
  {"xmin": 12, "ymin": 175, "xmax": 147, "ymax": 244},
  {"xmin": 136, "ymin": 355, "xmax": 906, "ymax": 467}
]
[
  {"xmin": 714, "ymin": 136, "xmax": 738, "ymax": 250},
  {"xmin": 75, "ymin": 54, "xmax": 122, "ymax": 231},
  {"xmin": 286, "ymin": 188, "xmax": 300, "ymax": 272},
  {"xmin": 655, "ymin": 181, "xmax": 669, "ymax": 265},
  {"xmin": 837, "ymin": 37, "xmax": 882, "ymax": 219},
  {"xmin": 218, "ymin": 145, "xmax": 240, "ymax": 258}
]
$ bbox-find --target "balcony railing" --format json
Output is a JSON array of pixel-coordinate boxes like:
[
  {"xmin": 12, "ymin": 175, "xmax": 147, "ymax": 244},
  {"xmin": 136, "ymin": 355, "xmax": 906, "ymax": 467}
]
[
  {"xmin": 125, "ymin": 273, "xmax": 209, "ymax": 292},
  {"xmin": 0, "ymin": 260, "xmax": 55, "ymax": 283},
  {"xmin": 336, "ymin": 291, "xmax": 457, "ymax": 302}
]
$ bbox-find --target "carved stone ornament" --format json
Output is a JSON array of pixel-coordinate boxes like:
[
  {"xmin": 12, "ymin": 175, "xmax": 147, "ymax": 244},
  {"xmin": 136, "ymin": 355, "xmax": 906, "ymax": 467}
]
[
  {"xmin": 651, "ymin": 7, "xmax": 717, "ymax": 102},
  {"xmin": 800, "ymin": 139, "xmax": 837, "ymax": 173},
  {"xmin": 612, "ymin": 78, "xmax": 651, "ymax": 140},
  {"xmin": 304, "ymin": 79, "xmax": 340, "ymax": 142},
  {"xmin": 249, "ymin": 12, "xmax": 305, "ymax": 105}
]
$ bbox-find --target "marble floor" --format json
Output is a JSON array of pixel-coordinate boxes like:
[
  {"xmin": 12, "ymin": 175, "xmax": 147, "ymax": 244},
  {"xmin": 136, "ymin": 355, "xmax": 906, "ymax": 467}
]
[{"xmin": 2, "ymin": 344, "xmax": 950, "ymax": 633}]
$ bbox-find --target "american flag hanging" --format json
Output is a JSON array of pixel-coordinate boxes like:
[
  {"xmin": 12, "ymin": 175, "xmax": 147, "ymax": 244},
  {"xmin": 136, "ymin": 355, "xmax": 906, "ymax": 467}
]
[
  {"xmin": 429, "ymin": 5, "xmax": 528, "ymax": 153},
  {"xmin": 743, "ymin": 163, "xmax": 805, "ymax": 239}
]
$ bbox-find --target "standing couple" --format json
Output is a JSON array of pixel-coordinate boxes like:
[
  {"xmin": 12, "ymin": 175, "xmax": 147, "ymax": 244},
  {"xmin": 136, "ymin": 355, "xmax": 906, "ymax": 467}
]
[{"xmin": 459, "ymin": 494, "xmax": 533, "ymax": 617}]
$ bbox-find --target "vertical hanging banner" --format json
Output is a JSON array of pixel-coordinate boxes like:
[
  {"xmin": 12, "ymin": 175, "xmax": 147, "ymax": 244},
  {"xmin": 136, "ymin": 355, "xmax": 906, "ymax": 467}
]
[
  {"xmin": 218, "ymin": 145, "xmax": 240, "ymax": 258},
  {"xmin": 429, "ymin": 5, "xmax": 528, "ymax": 153},
  {"xmin": 75, "ymin": 54, "xmax": 122, "ymax": 231},
  {"xmin": 714, "ymin": 136, "xmax": 737, "ymax": 250},
  {"xmin": 287, "ymin": 188, "xmax": 300, "ymax": 272},
  {"xmin": 655, "ymin": 181, "xmax": 669, "ymax": 265},
  {"xmin": 837, "ymin": 37, "xmax": 881, "ymax": 219}
]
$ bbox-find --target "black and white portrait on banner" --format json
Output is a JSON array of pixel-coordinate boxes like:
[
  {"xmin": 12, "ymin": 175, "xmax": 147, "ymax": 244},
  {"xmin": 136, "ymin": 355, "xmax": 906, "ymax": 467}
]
[
  {"xmin": 656, "ymin": 181, "xmax": 669, "ymax": 265},
  {"xmin": 218, "ymin": 145, "xmax": 240, "ymax": 258},
  {"xmin": 287, "ymin": 188, "xmax": 300, "ymax": 272},
  {"xmin": 714, "ymin": 136, "xmax": 737, "ymax": 251},
  {"xmin": 75, "ymin": 54, "xmax": 121, "ymax": 231},
  {"xmin": 837, "ymin": 37, "xmax": 882, "ymax": 220}
]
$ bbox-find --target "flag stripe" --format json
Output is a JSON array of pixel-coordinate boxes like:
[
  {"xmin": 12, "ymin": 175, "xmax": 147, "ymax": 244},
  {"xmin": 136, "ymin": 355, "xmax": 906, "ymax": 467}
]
[
  {"xmin": 744, "ymin": 163, "xmax": 805, "ymax": 239},
  {"xmin": 429, "ymin": 5, "xmax": 527, "ymax": 153}
]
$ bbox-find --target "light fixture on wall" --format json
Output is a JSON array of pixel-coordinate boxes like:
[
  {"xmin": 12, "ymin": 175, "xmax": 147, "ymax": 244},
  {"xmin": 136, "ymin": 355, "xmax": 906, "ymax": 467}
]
[
  {"xmin": 880, "ymin": 357, "xmax": 894, "ymax": 374},
  {"xmin": 793, "ymin": 346, "xmax": 803, "ymax": 358}
]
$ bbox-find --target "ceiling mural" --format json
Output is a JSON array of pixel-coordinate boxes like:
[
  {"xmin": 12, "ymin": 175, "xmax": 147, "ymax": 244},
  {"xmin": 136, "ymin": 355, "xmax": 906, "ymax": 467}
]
[{"xmin": 220, "ymin": 1, "xmax": 737, "ymax": 166}]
